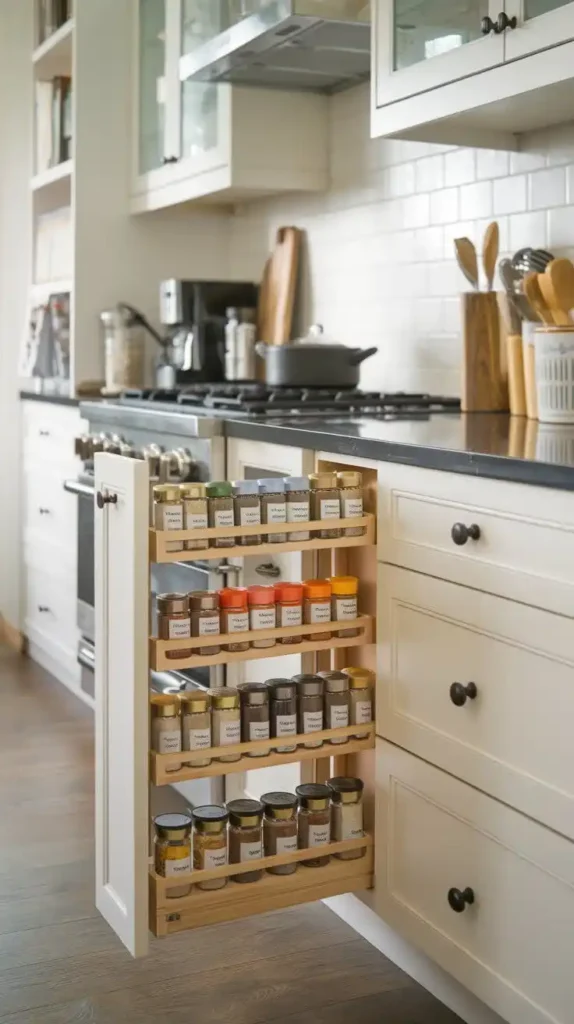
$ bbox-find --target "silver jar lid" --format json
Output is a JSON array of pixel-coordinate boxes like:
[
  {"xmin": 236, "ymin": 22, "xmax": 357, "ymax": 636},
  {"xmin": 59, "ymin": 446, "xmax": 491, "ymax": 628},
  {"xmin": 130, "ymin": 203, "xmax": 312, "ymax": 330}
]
[
  {"xmin": 293, "ymin": 674, "xmax": 324, "ymax": 697},
  {"xmin": 284, "ymin": 477, "xmax": 310, "ymax": 492},
  {"xmin": 267, "ymin": 678, "xmax": 297, "ymax": 701},
  {"xmin": 237, "ymin": 682, "xmax": 269, "ymax": 706},
  {"xmin": 318, "ymin": 670, "xmax": 350, "ymax": 693}
]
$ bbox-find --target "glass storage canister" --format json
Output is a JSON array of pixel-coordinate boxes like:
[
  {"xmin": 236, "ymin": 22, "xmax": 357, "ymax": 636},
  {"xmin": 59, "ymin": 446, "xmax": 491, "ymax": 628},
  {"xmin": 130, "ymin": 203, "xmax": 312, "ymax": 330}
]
[
  {"xmin": 238, "ymin": 682, "xmax": 271, "ymax": 757},
  {"xmin": 294, "ymin": 674, "xmax": 325, "ymax": 749},
  {"xmin": 303, "ymin": 579, "xmax": 332, "ymax": 641},
  {"xmin": 337, "ymin": 471, "xmax": 364, "ymax": 537},
  {"xmin": 247, "ymin": 585, "xmax": 276, "ymax": 648},
  {"xmin": 233, "ymin": 479, "xmax": 262, "ymax": 545},
  {"xmin": 153, "ymin": 484, "xmax": 184, "ymax": 552},
  {"xmin": 309, "ymin": 472, "xmax": 341, "ymax": 540},
  {"xmin": 206, "ymin": 481, "xmax": 235, "ymax": 547},
  {"xmin": 261, "ymin": 791, "xmax": 298, "ymax": 875},
  {"xmin": 328, "ymin": 777, "xmax": 365, "ymax": 860},
  {"xmin": 285, "ymin": 476, "xmax": 311, "ymax": 542},
  {"xmin": 156, "ymin": 593, "xmax": 192, "ymax": 659},
  {"xmin": 330, "ymin": 576, "xmax": 359, "ymax": 638},
  {"xmin": 181, "ymin": 691, "xmax": 212, "ymax": 769},
  {"xmin": 153, "ymin": 813, "xmax": 192, "ymax": 898},
  {"xmin": 192, "ymin": 805, "xmax": 229, "ymax": 891},
  {"xmin": 219, "ymin": 588, "xmax": 250, "ymax": 652},
  {"xmin": 268, "ymin": 678, "xmax": 298, "ymax": 753},
  {"xmin": 319, "ymin": 670, "xmax": 350, "ymax": 744},
  {"xmin": 150, "ymin": 694, "xmax": 182, "ymax": 770},
  {"xmin": 296, "ymin": 783, "xmax": 331, "ymax": 867},
  {"xmin": 211, "ymin": 688, "xmax": 241, "ymax": 763},
  {"xmin": 275, "ymin": 582, "xmax": 303, "ymax": 644},
  {"xmin": 228, "ymin": 799, "xmax": 264, "ymax": 883},
  {"xmin": 180, "ymin": 482, "xmax": 209, "ymax": 551},
  {"xmin": 344, "ymin": 666, "xmax": 374, "ymax": 739},
  {"xmin": 189, "ymin": 590, "xmax": 221, "ymax": 657},
  {"xmin": 259, "ymin": 477, "xmax": 287, "ymax": 543}
]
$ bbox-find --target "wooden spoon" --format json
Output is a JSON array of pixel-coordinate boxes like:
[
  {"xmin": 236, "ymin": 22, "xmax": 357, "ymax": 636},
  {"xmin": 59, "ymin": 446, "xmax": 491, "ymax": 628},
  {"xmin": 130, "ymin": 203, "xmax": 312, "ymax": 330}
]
[
  {"xmin": 482, "ymin": 221, "xmax": 499, "ymax": 292},
  {"xmin": 523, "ymin": 271, "xmax": 555, "ymax": 326},
  {"xmin": 545, "ymin": 258, "xmax": 574, "ymax": 326},
  {"xmin": 454, "ymin": 237, "xmax": 479, "ymax": 291},
  {"xmin": 537, "ymin": 271, "xmax": 569, "ymax": 326}
]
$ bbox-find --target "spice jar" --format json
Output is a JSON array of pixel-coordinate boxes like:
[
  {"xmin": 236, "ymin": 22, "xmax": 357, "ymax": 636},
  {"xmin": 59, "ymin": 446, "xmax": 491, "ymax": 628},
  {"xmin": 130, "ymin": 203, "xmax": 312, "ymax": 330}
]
[
  {"xmin": 153, "ymin": 813, "xmax": 192, "ymax": 898},
  {"xmin": 206, "ymin": 481, "xmax": 235, "ymax": 548},
  {"xmin": 211, "ymin": 687, "xmax": 241, "ymax": 763},
  {"xmin": 262, "ymin": 791, "xmax": 298, "ymax": 874},
  {"xmin": 247, "ymin": 585, "xmax": 276, "ymax": 648},
  {"xmin": 319, "ymin": 670, "xmax": 350, "ymax": 744},
  {"xmin": 293, "ymin": 674, "xmax": 324, "ymax": 749},
  {"xmin": 181, "ymin": 691, "xmax": 212, "ymax": 768},
  {"xmin": 238, "ymin": 682, "xmax": 271, "ymax": 756},
  {"xmin": 268, "ymin": 678, "xmax": 298, "ymax": 753},
  {"xmin": 150, "ymin": 694, "xmax": 182, "ymax": 770},
  {"xmin": 328, "ymin": 777, "xmax": 365, "ymax": 859},
  {"xmin": 192, "ymin": 805, "xmax": 229, "ymax": 890},
  {"xmin": 285, "ymin": 477, "xmax": 311, "ymax": 542},
  {"xmin": 180, "ymin": 482, "xmax": 209, "ymax": 551},
  {"xmin": 156, "ymin": 593, "xmax": 192, "ymax": 659},
  {"xmin": 189, "ymin": 591, "xmax": 221, "ymax": 657},
  {"xmin": 233, "ymin": 479, "xmax": 262, "ymax": 545},
  {"xmin": 259, "ymin": 477, "xmax": 287, "ymax": 543},
  {"xmin": 219, "ymin": 588, "xmax": 250, "ymax": 652},
  {"xmin": 296, "ymin": 783, "xmax": 331, "ymax": 866},
  {"xmin": 344, "ymin": 666, "xmax": 374, "ymax": 739},
  {"xmin": 337, "ymin": 471, "xmax": 364, "ymax": 537},
  {"xmin": 153, "ymin": 484, "xmax": 184, "ymax": 552},
  {"xmin": 330, "ymin": 576, "xmax": 359, "ymax": 637},
  {"xmin": 303, "ymin": 579, "xmax": 332, "ymax": 641},
  {"xmin": 275, "ymin": 582, "xmax": 303, "ymax": 644},
  {"xmin": 309, "ymin": 472, "xmax": 341, "ymax": 539},
  {"xmin": 228, "ymin": 799, "xmax": 264, "ymax": 883}
]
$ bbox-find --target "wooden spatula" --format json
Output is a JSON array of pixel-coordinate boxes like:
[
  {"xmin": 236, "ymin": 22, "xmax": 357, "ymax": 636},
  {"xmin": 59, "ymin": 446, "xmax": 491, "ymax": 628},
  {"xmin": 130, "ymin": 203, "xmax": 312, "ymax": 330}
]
[
  {"xmin": 545, "ymin": 258, "xmax": 574, "ymax": 326},
  {"xmin": 454, "ymin": 237, "xmax": 479, "ymax": 291},
  {"xmin": 523, "ymin": 271, "xmax": 554, "ymax": 326},
  {"xmin": 536, "ymin": 271, "xmax": 568, "ymax": 326},
  {"xmin": 482, "ymin": 222, "xmax": 499, "ymax": 292}
]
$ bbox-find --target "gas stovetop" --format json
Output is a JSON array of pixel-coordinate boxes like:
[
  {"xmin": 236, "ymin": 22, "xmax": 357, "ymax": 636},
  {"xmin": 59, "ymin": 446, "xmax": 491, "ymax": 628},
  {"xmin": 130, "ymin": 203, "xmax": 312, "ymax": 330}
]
[{"xmin": 120, "ymin": 384, "xmax": 461, "ymax": 419}]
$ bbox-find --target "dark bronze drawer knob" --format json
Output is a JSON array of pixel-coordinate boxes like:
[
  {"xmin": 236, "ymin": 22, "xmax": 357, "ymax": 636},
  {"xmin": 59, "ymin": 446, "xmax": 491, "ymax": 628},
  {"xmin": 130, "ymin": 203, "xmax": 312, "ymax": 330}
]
[
  {"xmin": 448, "ymin": 887, "xmax": 475, "ymax": 913},
  {"xmin": 450, "ymin": 682, "xmax": 478, "ymax": 706},
  {"xmin": 451, "ymin": 522, "xmax": 480, "ymax": 546},
  {"xmin": 482, "ymin": 12, "xmax": 517, "ymax": 34},
  {"xmin": 96, "ymin": 491, "xmax": 118, "ymax": 509}
]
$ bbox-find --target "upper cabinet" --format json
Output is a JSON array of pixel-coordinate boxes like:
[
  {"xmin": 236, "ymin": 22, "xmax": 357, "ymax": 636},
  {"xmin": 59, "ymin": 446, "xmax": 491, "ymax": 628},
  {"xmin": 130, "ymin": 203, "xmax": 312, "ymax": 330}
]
[{"xmin": 372, "ymin": 0, "xmax": 574, "ymax": 148}]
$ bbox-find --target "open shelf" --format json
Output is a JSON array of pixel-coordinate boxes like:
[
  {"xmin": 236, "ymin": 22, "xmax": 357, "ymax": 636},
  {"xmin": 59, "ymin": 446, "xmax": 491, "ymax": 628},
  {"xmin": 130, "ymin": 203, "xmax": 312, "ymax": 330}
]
[
  {"xmin": 31, "ymin": 159, "xmax": 73, "ymax": 213},
  {"xmin": 33, "ymin": 20, "xmax": 73, "ymax": 79},
  {"xmin": 149, "ymin": 514, "xmax": 375, "ymax": 563},
  {"xmin": 151, "ymin": 723, "xmax": 375, "ymax": 784},
  {"xmin": 150, "ymin": 615, "xmax": 373, "ymax": 670}
]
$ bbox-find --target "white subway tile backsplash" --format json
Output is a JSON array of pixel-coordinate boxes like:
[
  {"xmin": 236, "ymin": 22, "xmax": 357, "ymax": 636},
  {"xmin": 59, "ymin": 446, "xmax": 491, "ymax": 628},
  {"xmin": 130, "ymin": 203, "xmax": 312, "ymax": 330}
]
[
  {"xmin": 460, "ymin": 181, "xmax": 492, "ymax": 219},
  {"xmin": 476, "ymin": 149, "xmax": 510, "ymax": 180},
  {"xmin": 529, "ymin": 167, "xmax": 566, "ymax": 209},
  {"xmin": 509, "ymin": 210, "xmax": 547, "ymax": 251},
  {"xmin": 415, "ymin": 154, "xmax": 445, "ymax": 192},
  {"xmin": 430, "ymin": 187, "xmax": 459, "ymax": 225},
  {"xmin": 547, "ymin": 204, "xmax": 574, "ymax": 249},
  {"xmin": 493, "ymin": 175, "xmax": 527, "ymax": 215},
  {"xmin": 445, "ymin": 149, "xmax": 476, "ymax": 187}
]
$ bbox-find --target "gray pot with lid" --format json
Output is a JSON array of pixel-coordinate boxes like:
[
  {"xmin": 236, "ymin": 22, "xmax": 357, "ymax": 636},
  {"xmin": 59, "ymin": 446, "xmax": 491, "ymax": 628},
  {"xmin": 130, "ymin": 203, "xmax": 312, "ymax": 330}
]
[{"xmin": 255, "ymin": 325, "xmax": 377, "ymax": 389}]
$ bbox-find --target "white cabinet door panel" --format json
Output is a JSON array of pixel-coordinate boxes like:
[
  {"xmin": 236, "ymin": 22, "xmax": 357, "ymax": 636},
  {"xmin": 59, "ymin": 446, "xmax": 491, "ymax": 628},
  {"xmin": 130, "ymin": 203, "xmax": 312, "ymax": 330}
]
[{"xmin": 505, "ymin": 1, "xmax": 574, "ymax": 60}]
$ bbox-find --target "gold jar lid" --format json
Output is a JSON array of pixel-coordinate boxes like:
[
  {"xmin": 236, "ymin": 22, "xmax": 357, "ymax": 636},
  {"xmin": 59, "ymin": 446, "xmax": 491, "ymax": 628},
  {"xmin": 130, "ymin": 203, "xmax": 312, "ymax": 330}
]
[
  {"xmin": 157, "ymin": 592, "xmax": 189, "ymax": 616},
  {"xmin": 151, "ymin": 693, "xmax": 180, "ymax": 717},
  {"xmin": 227, "ymin": 798, "xmax": 264, "ymax": 829},
  {"xmin": 180, "ymin": 482, "xmax": 207, "ymax": 500},
  {"xmin": 328, "ymin": 777, "xmax": 364, "ymax": 805},
  {"xmin": 153, "ymin": 484, "xmax": 181, "ymax": 502},
  {"xmin": 309, "ymin": 472, "xmax": 338, "ymax": 490},
  {"xmin": 154, "ymin": 812, "xmax": 192, "ymax": 840},
  {"xmin": 189, "ymin": 590, "xmax": 219, "ymax": 612},
  {"xmin": 211, "ymin": 687, "xmax": 240, "ymax": 710},
  {"xmin": 343, "ymin": 667, "xmax": 374, "ymax": 688},
  {"xmin": 337, "ymin": 471, "xmax": 362, "ymax": 488},
  {"xmin": 261, "ymin": 792, "xmax": 297, "ymax": 820},
  {"xmin": 180, "ymin": 691, "xmax": 210, "ymax": 713},
  {"xmin": 192, "ymin": 805, "xmax": 229, "ymax": 833},
  {"xmin": 296, "ymin": 783, "xmax": 330, "ymax": 812}
]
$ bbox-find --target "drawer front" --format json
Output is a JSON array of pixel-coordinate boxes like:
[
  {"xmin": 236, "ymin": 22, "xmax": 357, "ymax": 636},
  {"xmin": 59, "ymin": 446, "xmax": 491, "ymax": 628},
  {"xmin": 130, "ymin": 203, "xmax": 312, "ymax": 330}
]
[
  {"xmin": 377, "ymin": 565, "xmax": 574, "ymax": 839},
  {"xmin": 24, "ymin": 468, "xmax": 77, "ymax": 551},
  {"xmin": 25, "ymin": 563, "xmax": 77, "ymax": 649},
  {"xmin": 378, "ymin": 463, "xmax": 574, "ymax": 616},
  {"xmin": 375, "ymin": 741, "xmax": 574, "ymax": 1024},
  {"xmin": 22, "ymin": 401, "xmax": 82, "ymax": 471}
]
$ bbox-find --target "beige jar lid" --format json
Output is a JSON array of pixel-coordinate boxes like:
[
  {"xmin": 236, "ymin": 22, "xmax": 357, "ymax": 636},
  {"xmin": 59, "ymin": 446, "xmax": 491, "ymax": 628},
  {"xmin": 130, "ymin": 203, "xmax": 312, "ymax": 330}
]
[
  {"xmin": 180, "ymin": 482, "xmax": 207, "ymax": 500},
  {"xmin": 318, "ymin": 670, "xmax": 349, "ymax": 693},
  {"xmin": 180, "ymin": 691, "xmax": 211, "ymax": 713},
  {"xmin": 343, "ymin": 667, "xmax": 374, "ymax": 688},
  {"xmin": 157, "ymin": 592, "xmax": 189, "ymax": 615},
  {"xmin": 153, "ymin": 484, "xmax": 181, "ymax": 502},
  {"xmin": 151, "ymin": 693, "xmax": 180, "ymax": 717},
  {"xmin": 337, "ymin": 471, "xmax": 362, "ymax": 488},
  {"xmin": 189, "ymin": 590, "xmax": 219, "ymax": 611},
  {"xmin": 211, "ymin": 687, "xmax": 240, "ymax": 710},
  {"xmin": 309, "ymin": 472, "xmax": 338, "ymax": 490}
]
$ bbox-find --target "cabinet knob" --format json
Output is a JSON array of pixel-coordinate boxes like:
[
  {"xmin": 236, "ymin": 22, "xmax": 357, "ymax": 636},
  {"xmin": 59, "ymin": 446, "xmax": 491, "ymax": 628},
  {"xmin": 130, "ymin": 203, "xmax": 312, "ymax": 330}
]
[
  {"xmin": 39, "ymin": 507, "xmax": 51, "ymax": 515},
  {"xmin": 448, "ymin": 887, "xmax": 475, "ymax": 913},
  {"xmin": 256, "ymin": 562, "xmax": 281, "ymax": 579},
  {"xmin": 450, "ymin": 681, "xmax": 478, "ymax": 706},
  {"xmin": 37, "ymin": 605, "xmax": 50, "ymax": 613},
  {"xmin": 39, "ymin": 429, "xmax": 51, "ymax": 437},
  {"xmin": 162, "ymin": 155, "xmax": 179, "ymax": 164},
  {"xmin": 451, "ymin": 522, "xmax": 480, "ymax": 546},
  {"xmin": 481, "ymin": 15, "xmax": 495, "ymax": 34},
  {"xmin": 96, "ymin": 491, "xmax": 118, "ymax": 509},
  {"xmin": 496, "ymin": 11, "xmax": 517, "ymax": 32}
]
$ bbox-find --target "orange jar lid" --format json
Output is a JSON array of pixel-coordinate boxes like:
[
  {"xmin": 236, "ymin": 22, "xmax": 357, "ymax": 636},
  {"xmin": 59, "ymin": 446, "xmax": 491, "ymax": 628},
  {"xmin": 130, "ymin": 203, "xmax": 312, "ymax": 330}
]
[
  {"xmin": 219, "ymin": 587, "xmax": 248, "ymax": 609},
  {"xmin": 303, "ymin": 579, "xmax": 331, "ymax": 600},
  {"xmin": 275, "ymin": 582, "xmax": 303, "ymax": 603},
  {"xmin": 330, "ymin": 575, "xmax": 358, "ymax": 596},
  {"xmin": 247, "ymin": 585, "xmax": 276, "ymax": 606}
]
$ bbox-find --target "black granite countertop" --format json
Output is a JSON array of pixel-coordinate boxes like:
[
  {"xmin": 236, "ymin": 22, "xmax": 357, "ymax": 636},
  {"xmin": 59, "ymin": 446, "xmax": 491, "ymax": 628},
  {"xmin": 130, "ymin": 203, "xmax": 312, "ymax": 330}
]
[{"xmin": 20, "ymin": 389, "xmax": 82, "ymax": 407}]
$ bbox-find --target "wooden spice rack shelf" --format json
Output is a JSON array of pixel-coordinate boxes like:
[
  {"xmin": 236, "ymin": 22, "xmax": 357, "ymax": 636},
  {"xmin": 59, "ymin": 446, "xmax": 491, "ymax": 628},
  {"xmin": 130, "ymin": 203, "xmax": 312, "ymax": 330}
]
[
  {"xmin": 150, "ymin": 615, "xmax": 374, "ymax": 670},
  {"xmin": 149, "ymin": 514, "xmax": 375, "ymax": 563},
  {"xmin": 150, "ymin": 838, "xmax": 374, "ymax": 937},
  {"xmin": 151, "ymin": 723, "xmax": 376, "ymax": 785}
]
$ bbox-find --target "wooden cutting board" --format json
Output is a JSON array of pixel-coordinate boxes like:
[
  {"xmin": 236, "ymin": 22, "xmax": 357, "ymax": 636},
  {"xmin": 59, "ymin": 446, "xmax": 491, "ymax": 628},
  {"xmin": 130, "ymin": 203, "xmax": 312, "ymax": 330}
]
[{"xmin": 257, "ymin": 226, "xmax": 302, "ymax": 346}]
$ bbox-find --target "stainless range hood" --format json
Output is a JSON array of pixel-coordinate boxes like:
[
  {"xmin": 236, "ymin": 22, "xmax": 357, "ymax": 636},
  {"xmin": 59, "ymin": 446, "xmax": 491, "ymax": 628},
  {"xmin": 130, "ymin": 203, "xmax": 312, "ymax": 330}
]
[{"xmin": 179, "ymin": 1, "xmax": 371, "ymax": 95}]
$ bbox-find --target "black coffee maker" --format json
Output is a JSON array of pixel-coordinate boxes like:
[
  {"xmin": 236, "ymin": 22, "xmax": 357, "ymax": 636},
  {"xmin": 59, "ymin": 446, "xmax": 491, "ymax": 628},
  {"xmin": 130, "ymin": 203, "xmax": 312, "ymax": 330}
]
[{"xmin": 157, "ymin": 279, "xmax": 258, "ymax": 387}]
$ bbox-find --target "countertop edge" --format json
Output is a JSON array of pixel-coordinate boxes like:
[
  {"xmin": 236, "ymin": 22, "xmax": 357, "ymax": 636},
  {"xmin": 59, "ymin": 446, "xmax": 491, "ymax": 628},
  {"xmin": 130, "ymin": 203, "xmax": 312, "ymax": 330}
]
[{"xmin": 20, "ymin": 390, "xmax": 82, "ymax": 408}]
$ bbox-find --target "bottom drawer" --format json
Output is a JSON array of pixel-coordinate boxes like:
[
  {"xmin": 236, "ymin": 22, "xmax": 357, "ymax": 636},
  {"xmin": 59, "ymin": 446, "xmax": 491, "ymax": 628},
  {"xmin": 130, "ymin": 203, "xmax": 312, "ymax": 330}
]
[
  {"xmin": 375, "ymin": 741, "xmax": 574, "ymax": 1024},
  {"xmin": 25, "ymin": 564, "xmax": 77, "ymax": 647}
]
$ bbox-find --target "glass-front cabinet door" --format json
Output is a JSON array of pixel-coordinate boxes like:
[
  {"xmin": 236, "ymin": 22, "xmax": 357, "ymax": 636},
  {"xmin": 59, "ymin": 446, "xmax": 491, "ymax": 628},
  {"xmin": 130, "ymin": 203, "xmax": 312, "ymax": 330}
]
[
  {"xmin": 504, "ymin": 0, "xmax": 574, "ymax": 60},
  {"xmin": 179, "ymin": 1, "xmax": 228, "ymax": 175},
  {"xmin": 375, "ymin": 0, "xmax": 505, "ymax": 108},
  {"xmin": 138, "ymin": 0, "xmax": 168, "ymax": 175}
]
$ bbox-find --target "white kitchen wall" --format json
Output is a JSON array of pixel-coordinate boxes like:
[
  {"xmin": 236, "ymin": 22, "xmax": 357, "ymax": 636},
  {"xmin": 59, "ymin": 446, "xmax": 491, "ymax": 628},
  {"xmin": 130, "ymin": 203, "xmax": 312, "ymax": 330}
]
[{"xmin": 230, "ymin": 82, "xmax": 574, "ymax": 396}]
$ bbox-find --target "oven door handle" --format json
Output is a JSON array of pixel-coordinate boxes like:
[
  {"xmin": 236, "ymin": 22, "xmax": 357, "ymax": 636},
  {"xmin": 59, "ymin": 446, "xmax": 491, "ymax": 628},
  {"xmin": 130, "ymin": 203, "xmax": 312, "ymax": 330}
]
[
  {"xmin": 77, "ymin": 640, "xmax": 95, "ymax": 672},
  {"xmin": 64, "ymin": 479, "xmax": 95, "ymax": 498}
]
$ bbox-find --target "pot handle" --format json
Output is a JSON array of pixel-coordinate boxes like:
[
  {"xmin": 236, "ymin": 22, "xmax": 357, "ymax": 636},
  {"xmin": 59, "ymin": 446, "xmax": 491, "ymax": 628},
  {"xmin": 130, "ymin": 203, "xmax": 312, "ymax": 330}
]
[
  {"xmin": 348, "ymin": 346, "xmax": 378, "ymax": 366},
  {"xmin": 255, "ymin": 341, "xmax": 269, "ymax": 358}
]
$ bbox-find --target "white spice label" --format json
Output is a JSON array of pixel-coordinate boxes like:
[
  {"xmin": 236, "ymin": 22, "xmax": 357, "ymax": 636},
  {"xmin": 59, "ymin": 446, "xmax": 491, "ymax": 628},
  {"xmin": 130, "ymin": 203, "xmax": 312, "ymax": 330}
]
[
  {"xmin": 335, "ymin": 596, "xmax": 358, "ymax": 620},
  {"xmin": 287, "ymin": 500, "xmax": 310, "ymax": 523},
  {"xmin": 240, "ymin": 840, "xmax": 263, "ymax": 862},
  {"xmin": 308, "ymin": 823, "xmax": 330, "ymax": 847},
  {"xmin": 280, "ymin": 605, "xmax": 302, "ymax": 627},
  {"xmin": 214, "ymin": 508, "xmax": 234, "ymax": 529},
  {"xmin": 249, "ymin": 721, "xmax": 270, "ymax": 742},
  {"xmin": 165, "ymin": 855, "xmax": 191, "ymax": 877},
  {"xmin": 220, "ymin": 719, "xmax": 241, "ymax": 745},
  {"xmin": 303, "ymin": 710, "xmax": 323, "ymax": 733},
  {"xmin": 307, "ymin": 602, "xmax": 331, "ymax": 624},
  {"xmin": 320, "ymin": 498, "xmax": 340, "ymax": 519},
  {"xmin": 198, "ymin": 614, "xmax": 220, "ymax": 636},
  {"xmin": 275, "ymin": 714, "xmax": 297, "ymax": 737},
  {"xmin": 343, "ymin": 497, "xmax": 363, "ymax": 518},
  {"xmin": 239, "ymin": 505, "xmax": 261, "ymax": 526},
  {"xmin": 265, "ymin": 502, "xmax": 287, "ymax": 524},
  {"xmin": 168, "ymin": 617, "xmax": 191, "ymax": 639},
  {"xmin": 186, "ymin": 511, "xmax": 208, "ymax": 530},
  {"xmin": 250, "ymin": 607, "xmax": 276, "ymax": 630},
  {"xmin": 353, "ymin": 700, "xmax": 372, "ymax": 724},
  {"xmin": 225, "ymin": 610, "xmax": 249, "ymax": 633},
  {"xmin": 158, "ymin": 730, "xmax": 181, "ymax": 754},
  {"xmin": 187, "ymin": 728, "xmax": 211, "ymax": 750},
  {"xmin": 329, "ymin": 705, "xmax": 349, "ymax": 730},
  {"xmin": 276, "ymin": 835, "xmax": 297, "ymax": 855},
  {"xmin": 336, "ymin": 803, "xmax": 364, "ymax": 842},
  {"xmin": 204, "ymin": 847, "xmax": 227, "ymax": 870},
  {"xmin": 155, "ymin": 504, "xmax": 183, "ymax": 531}
]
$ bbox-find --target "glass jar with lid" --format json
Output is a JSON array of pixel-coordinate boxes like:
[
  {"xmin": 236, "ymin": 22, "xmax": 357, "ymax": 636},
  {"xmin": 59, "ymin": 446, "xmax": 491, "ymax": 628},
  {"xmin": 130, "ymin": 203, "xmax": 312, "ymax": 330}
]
[
  {"xmin": 319, "ymin": 670, "xmax": 350, "ymax": 744},
  {"xmin": 268, "ymin": 678, "xmax": 298, "ymax": 753},
  {"xmin": 259, "ymin": 478, "xmax": 287, "ymax": 543},
  {"xmin": 309, "ymin": 472, "xmax": 341, "ymax": 539},
  {"xmin": 344, "ymin": 666, "xmax": 374, "ymax": 739},
  {"xmin": 293, "ymin": 674, "xmax": 324, "ymax": 749},
  {"xmin": 330, "ymin": 576, "xmax": 359, "ymax": 638},
  {"xmin": 247, "ymin": 585, "xmax": 276, "ymax": 648},
  {"xmin": 227, "ymin": 798, "xmax": 264, "ymax": 883},
  {"xmin": 275, "ymin": 582, "xmax": 303, "ymax": 644},
  {"xmin": 153, "ymin": 813, "xmax": 192, "ymax": 898},
  {"xmin": 180, "ymin": 482, "xmax": 209, "ymax": 551},
  {"xmin": 238, "ymin": 682, "xmax": 270, "ymax": 757},
  {"xmin": 302, "ymin": 579, "xmax": 332, "ymax": 641},
  {"xmin": 233, "ymin": 479, "xmax": 262, "ymax": 545},
  {"xmin": 296, "ymin": 783, "xmax": 331, "ymax": 867},
  {"xmin": 192, "ymin": 805, "xmax": 229, "ymax": 891},
  {"xmin": 337, "ymin": 471, "xmax": 364, "ymax": 536},
  {"xmin": 156, "ymin": 593, "xmax": 192, "ymax": 659},
  {"xmin": 328, "ymin": 777, "xmax": 365, "ymax": 860},
  {"xmin": 189, "ymin": 591, "xmax": 221, "ymax": 657},
  {"xmin": 181, "ymin": 690, "xmax": 212, "ymax": 768},
  {"xmin": 153, "ymin": 484, "xmax": 184, "ymax": 552},
  {"xmin": 211, "ymin": 687, "xmax": 241, "ymax": 762},
  {"xmin": 261, "ymin": 791, "xmax": 298, "ymax": 875},
  {"xmin": 285, "ymin": 477, "xmax": 311, "ymax": 542},
  {"xmin": 150, "ymin": 694, "xmax": 182, "ymax": 770},
  {"xmin": 220, "ymin": 588, "xmax": 250, "ymax": 651},
  {"xmin": 206, "ymin": 481, "xmax": 235, "ymax": 547}
]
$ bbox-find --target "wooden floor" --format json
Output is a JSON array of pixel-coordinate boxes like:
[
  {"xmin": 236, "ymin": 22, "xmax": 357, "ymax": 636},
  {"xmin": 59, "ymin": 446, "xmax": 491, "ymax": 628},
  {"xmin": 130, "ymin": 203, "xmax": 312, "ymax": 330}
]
[{"xmin": 0, "ymin": 647, "xmax": 462, "ymax": 1024}]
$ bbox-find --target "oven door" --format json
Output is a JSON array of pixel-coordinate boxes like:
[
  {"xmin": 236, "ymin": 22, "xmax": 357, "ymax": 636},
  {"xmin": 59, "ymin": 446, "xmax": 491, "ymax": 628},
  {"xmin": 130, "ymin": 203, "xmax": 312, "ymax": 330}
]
[{"xmin": 64, "ymin": 477, "xmax": 95, "ymax": 640}]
